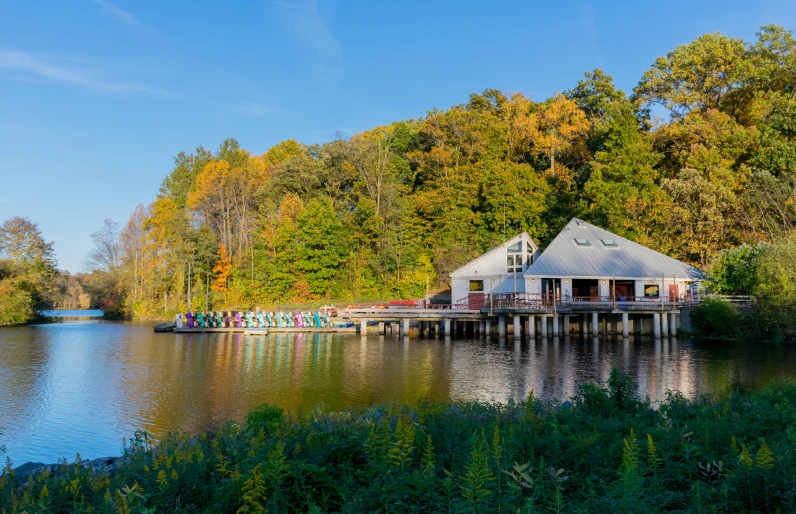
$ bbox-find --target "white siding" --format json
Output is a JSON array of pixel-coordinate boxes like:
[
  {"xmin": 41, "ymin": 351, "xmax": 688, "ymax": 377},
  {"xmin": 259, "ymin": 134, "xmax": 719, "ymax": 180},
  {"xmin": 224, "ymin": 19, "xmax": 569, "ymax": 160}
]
[{"xmin": 450, "ymin": 234, "xmax": 537, "ymax": 305}]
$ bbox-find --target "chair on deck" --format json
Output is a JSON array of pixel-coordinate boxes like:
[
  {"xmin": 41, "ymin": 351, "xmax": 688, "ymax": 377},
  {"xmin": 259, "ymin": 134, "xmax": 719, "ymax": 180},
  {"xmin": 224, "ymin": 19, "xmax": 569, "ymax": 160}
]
[
  {"xmin": 303, "ymin": 312, "xmax": 312, "ymax": 327},
  {"xmin": 313, "ymin": 312, "xmax": 322, "ymax": 327},
  {"xmin": 215, "ymin": 312, "xmax": 224, "ymax": 327},
  {"xmin": 322, "ymin": 312, "xmax": 331, "ymax": 326},
  {"xmin": 256, "ymin": 312, "xmax": 266, "ymax": 327},
  {"xmin": 234, "ymin": 312, "xmax": 243, "ymax": 327},
  {"xmin": 196, "ymin": 312, "xmax": 206, "ymax": 328},
  {"xmin": 245, "ymin": 312, "xmax": 254, "ymax": 327},
  {"xmin": 185, "ymin": 312, "xmax": 194, "ymax": 328}
]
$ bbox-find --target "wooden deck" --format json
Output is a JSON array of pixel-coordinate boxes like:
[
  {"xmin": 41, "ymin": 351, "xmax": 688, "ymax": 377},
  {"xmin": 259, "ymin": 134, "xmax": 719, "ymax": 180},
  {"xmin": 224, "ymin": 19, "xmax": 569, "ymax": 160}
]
[{"xmin": 344, "ymin": 308, "xmax": 482, "ymax": 320}]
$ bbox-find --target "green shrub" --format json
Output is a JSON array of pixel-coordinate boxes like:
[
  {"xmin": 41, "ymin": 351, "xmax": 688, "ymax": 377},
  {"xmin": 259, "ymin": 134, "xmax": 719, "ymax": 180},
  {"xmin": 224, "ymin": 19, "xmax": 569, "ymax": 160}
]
[
  {"xmin": 692, "ymin": 297, "xmax": 740, "ymax": 339},
  {"xmin": 245, "ymin": 403, "xmax": 285, "ymax": 434}
]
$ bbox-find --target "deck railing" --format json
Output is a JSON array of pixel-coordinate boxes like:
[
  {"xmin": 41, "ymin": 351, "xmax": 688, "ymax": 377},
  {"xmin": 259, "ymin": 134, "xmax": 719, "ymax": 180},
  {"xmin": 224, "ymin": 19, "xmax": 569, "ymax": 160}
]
[
  {"xmin": 347, "ymin": 294, "xmax": 758, "ymax": 314},
  {"xmin": 459, "ymin": 293, "xmax": 686, "ymax": 311}
]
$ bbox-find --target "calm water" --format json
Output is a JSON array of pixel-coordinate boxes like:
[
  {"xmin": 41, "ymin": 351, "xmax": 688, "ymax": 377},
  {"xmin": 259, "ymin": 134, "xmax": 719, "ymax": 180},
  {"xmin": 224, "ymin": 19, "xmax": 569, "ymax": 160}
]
[{"xmin": 2, "ymin": 320, "xmax": 796, "ymax": 464}]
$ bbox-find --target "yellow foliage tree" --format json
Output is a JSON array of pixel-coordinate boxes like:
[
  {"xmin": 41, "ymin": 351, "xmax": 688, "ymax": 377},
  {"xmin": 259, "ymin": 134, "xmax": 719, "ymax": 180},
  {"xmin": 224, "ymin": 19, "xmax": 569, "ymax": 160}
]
[
  {"xmin": 211, "ymin": 243, "xmax": 232, "ymax": 293},
  {"xmin": 535, "ymin": 93, "xmax": 589, "ymax": 171}
]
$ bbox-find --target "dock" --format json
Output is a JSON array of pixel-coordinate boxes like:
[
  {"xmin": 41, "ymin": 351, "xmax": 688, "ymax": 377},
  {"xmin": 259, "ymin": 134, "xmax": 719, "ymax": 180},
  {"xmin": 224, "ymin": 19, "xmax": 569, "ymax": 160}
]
[
  {"xmin": 173, "ymin": 326, "xmax": 357, "ymax": 334},
  {"xmin": 344, "ymin": 295, "xmax": 690, "ymax": 338}
]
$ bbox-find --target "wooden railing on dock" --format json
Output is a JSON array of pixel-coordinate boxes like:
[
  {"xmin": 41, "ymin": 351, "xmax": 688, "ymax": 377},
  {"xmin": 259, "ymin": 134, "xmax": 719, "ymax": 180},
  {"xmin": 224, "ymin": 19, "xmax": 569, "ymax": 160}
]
[
  {"xmin": 346, "ymin": 294, "xmax": 758, "ymax": 316},
  {"xmin": 457, "ymin": 293, "xmax": 685, "ymax": 312}
]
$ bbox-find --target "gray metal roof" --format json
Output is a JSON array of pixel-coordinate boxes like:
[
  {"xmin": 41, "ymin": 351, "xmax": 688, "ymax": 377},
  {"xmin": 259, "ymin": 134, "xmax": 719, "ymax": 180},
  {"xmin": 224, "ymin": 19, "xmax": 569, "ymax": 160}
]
[{"xmin": 524, "ymin": 218, "xmax": 705, "ymax": 280}]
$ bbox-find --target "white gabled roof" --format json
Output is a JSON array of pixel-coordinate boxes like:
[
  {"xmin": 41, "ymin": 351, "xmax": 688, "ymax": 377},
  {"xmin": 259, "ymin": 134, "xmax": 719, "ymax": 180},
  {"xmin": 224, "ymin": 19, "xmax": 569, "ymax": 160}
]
[
  {"xmin": 524, "ymin": 219, "xmax": 705, "ymax": 280},
  {"xmin": 449, "ymin": 232, "xmax": 538, "ymax": 278}
]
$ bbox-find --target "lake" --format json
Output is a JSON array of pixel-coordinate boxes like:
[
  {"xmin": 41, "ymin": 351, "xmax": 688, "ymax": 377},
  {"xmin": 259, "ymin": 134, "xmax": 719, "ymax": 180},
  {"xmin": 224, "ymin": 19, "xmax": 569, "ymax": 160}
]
[{"xmin": 2, "ymin": 319, "xmax": 796, "ymax": 465}]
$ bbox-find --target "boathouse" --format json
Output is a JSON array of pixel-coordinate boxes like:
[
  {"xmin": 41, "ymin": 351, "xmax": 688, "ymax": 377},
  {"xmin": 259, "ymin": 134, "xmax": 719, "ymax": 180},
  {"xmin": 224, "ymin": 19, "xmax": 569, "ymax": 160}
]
[
  {"xmin": 345, "ymin": 219, "xmax": 705, "ymax": 339},
  {"xmin": 449, "ymin": 232, "xmax": 540, "ymax": 308},
  {"xmin": 524, "ymin": 218, "xmax": 704, "ymax": 302}
]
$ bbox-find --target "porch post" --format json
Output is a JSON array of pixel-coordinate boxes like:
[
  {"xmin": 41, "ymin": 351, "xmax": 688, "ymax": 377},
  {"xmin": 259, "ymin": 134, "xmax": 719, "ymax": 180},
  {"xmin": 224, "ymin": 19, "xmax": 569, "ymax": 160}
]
[
  {"xmin": 528, "ymin": 315, "xmax": 536, "ymax": 338},
  {"xmin": 591, "ymin": 312, "xmax": 599, "ymax": 336},
  {"xmin": 443, "ymin": 319, "xmax": 451, "ymax": 335},
  {"xmin": 485, "ymin": 318, "xmax": 492, "ymax": 336},
  {"xmin": 582, "ymin": 313, "xmax": 588, "ymax": 334},
  {"xmin": 563, "ymin": 315, "xmax": 570, "ymax": 335},
  {"xmin": 621, "ymin": 312, "xmax": 629, "ymax": 337},
  {"xmin": 552, "ymin": 315, "xmax": 559, "ymax": 336},
  {"xmin": 653, "ymin": 313, "xmax": 661, "ymax": 338},
  {"xmin": 661, "ymin": 312, "xmax": 669, "ymax": 337},
  {"xmin": 541, "ymin": 316, "xmax": 548, "ymax": 338},
  {"xmin": 670, "ymin": 313, "xmax": 677, "ymax": 336},
  {"xmin": 498, "ymin": 316, "xmax": 506, "ymax": 337},
  {"xmin": 361, "ymin": 319, "xmax": 368, "ymax": 335},
  {"xmin": 513, "ymin": 315, "xmax": 521, "ymax": 339}
]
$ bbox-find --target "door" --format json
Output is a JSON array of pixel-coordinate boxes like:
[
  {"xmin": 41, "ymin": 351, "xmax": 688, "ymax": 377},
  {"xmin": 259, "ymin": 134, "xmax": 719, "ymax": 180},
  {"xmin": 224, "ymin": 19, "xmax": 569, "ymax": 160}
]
[
  {"xmin": 468, "ymin": 293, "xmax": 485, "ymax": 309},
  {"xmin": 668, "ymin": 284, "xmax": 679, "ymax": 302}
]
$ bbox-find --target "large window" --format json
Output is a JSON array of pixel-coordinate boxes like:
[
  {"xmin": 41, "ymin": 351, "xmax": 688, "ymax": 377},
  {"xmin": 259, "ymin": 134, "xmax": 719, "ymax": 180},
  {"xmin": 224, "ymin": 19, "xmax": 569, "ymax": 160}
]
[
  {"xmin": 507, "ymin": 241, "xmax": 523, "ymax": 273},
  {"xmin": 469, "ymin": 280, "xmax": 484, "ymax": 292},
  {"xmin": 507, "ymin": 255, "xmax": 522, "ymax": 273}
]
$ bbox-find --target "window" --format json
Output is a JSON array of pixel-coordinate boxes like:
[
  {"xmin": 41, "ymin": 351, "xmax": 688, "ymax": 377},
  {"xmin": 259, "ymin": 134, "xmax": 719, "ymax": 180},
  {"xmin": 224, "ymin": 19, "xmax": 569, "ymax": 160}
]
[
  {"xmin": 469, "ymin": 280, "xmax": 484, "ymax": 292},
  {"xmin": 601, "ymin": 239, "xmax": 618, "ymax": 247},
  {"xmin": 507, "ymin": 255, "xmax": 522, "ymax": 274},
  {"xmin": 574, "ymin": 238, "xmax": 591, "ymax": 247},
  {"xmin": 507, "ymin": 241, "xmax": 522, "ymax": 252},
  {"xmin": 526, "ymin": 251, "xmax": 534, "ymax": 266},
  {"xmin": 644, "ymin": 285, "xmax": 660, "ymax": 297}
]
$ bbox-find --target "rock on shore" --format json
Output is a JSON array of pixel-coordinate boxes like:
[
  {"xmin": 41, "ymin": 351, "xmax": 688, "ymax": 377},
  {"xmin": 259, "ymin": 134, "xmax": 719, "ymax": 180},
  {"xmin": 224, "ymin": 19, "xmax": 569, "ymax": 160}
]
[{"xmin": 13, "ymin": 457, "xmax": 120, "ymax": 482}]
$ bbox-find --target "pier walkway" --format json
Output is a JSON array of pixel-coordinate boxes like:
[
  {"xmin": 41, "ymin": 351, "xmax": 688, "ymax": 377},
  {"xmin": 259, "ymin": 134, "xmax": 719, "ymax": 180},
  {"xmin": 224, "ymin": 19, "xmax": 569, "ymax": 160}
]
[{"xmin": 341, "ymin": 293, "xmax": 751, "ymax": 338}]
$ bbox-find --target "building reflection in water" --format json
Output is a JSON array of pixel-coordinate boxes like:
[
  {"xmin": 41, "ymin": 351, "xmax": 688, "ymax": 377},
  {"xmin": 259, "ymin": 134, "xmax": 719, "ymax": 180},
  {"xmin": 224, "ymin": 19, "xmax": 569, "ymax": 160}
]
[{"xmin": 3, "ymin": 322, "xmax": 796, "ymax": 464}]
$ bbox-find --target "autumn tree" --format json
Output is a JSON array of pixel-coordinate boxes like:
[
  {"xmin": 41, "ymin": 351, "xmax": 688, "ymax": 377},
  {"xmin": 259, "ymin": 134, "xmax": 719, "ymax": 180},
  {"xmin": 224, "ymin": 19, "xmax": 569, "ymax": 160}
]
[{"xmin": 211, "ymin": 243, "xmax": 232, "ymax": 295}]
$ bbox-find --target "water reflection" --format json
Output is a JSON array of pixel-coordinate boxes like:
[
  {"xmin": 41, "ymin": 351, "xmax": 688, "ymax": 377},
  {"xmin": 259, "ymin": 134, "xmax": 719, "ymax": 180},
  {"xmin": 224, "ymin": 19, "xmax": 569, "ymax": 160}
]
[{"xmin": 2, "ymin": 322, "xmax": 796, "ymax": 464}]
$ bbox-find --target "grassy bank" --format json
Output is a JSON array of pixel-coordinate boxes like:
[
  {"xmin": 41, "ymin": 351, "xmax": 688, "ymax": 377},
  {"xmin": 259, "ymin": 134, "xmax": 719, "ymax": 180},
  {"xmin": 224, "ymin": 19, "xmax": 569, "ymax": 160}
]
[{"xmin": 2, "ymin": 371, "xmax": 796, "ymax": 513}]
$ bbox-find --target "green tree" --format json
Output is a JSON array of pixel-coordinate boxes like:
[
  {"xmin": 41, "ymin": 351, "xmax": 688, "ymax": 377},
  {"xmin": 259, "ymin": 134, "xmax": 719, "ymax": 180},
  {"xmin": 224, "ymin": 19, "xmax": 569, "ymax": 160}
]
[
  {"xmin": 0, "ymin": 217, "xmax": 58, "ymax": 325},
  {"xmin": 635, "ymin": 32, "xmax": 753, "ymax": 117}
]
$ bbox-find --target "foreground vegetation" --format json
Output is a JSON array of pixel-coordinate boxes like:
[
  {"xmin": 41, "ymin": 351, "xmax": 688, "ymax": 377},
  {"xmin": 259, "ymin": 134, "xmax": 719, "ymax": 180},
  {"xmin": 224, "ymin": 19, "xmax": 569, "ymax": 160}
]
[{"xmin": 2, "ymin": 372, "xmax": 796, "ymax": 513}]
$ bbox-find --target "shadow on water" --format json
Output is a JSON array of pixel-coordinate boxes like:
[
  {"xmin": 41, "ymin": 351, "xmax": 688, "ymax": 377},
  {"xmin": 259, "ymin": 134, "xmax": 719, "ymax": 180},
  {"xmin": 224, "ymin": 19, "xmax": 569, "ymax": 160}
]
[{"xmin": 1, "ymin": 321, "xmax": 796, "ymax": 463}]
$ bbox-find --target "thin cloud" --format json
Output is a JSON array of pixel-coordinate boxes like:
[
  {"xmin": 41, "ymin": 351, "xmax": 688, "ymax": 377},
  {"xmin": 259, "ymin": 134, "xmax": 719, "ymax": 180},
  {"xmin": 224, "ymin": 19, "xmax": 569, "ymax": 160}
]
[
  {"xmin": 276, "ymin": 0, "xmax": 343, "ymax": 83},
  {"xmin": 0, "ymin": 50, "xmax": 167, "ymax": 95},
  {"xmin": 231, "ymin": 103, "xmax": 273, "ymax": 116},
  {"xmin": 89, "ymin": 0, "xmax": 144, "ymax": 28}
]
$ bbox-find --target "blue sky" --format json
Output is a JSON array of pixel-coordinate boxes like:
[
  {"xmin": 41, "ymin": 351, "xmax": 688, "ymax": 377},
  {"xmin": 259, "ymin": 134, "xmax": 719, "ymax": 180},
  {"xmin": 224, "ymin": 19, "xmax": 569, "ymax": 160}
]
[{"xmin": 1, "ymin": 0, "xmax": 795, "ymax": 272}]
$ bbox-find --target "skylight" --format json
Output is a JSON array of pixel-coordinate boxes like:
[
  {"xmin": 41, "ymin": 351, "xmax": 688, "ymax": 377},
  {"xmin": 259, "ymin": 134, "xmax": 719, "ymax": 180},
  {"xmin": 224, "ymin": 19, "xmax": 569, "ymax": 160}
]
[
  {"xmin": 601, "ymin": 239, "xmax": 619, "ymax": 247},
  {"xmin": 574, "ymin": 238, "xmax": 591, "ymax": 247}
]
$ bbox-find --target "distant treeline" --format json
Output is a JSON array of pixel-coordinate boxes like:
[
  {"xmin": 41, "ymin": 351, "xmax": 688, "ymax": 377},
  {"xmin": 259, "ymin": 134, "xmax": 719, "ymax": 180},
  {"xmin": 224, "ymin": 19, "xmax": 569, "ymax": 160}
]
[
  {"xmin": 0, "ymin": 216, "xmax": 109, "ymax": 325},
  {"xmin": 10, "ymin": 25, "xmax": 796, "ymax": 322}
]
